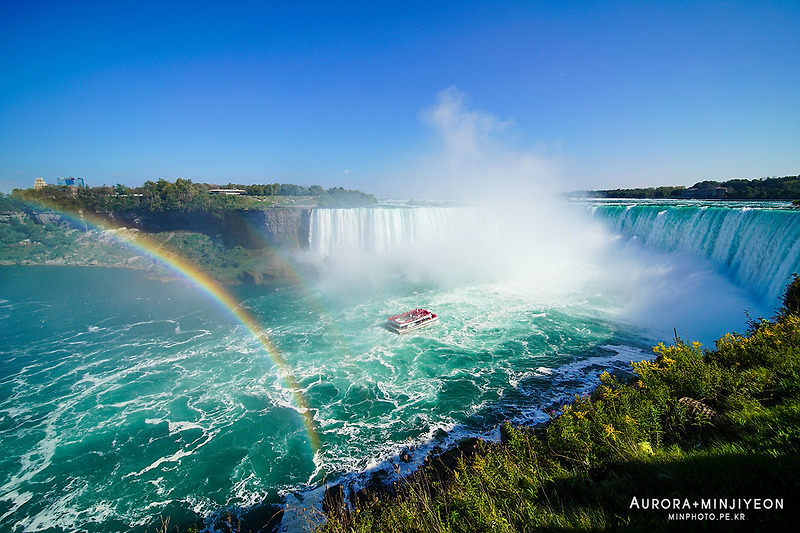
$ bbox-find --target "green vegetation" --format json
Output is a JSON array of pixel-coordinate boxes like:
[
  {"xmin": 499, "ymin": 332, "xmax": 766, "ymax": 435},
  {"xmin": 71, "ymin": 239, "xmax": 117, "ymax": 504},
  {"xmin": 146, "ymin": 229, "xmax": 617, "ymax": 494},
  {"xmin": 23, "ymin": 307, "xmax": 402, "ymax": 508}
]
[
  {"xmin": 318, "ymin": 187, "xmax": 380, "ymax": 207},
  {"xmin": 0, "ymin": 193, "xmax": 27, "ymax": 212},
  {"xmin": 143, "ymin": 231, "xmax": 295, "ymax": 284},
  {"xmin": 0, "ymin": 214, "xmax": 83, "ymax": 263},
  {"xmin": 723, "ymin": 176, "xmax": 800, "ymax": 200},
  {"xmin": 0, "ymin": 205, "xmax": 293, "ymax": 283},
  {"xmin": 1, "ymin": 177, "xmax": 376, "ymax": 282},
  {"xmin": 585, "ymin": 175, "xmax": 800, "ymax": 200},
  {"xmin": 316, "ymin": 277, "xmax": 800, "ymax": 532},
  {"xmin": 586, "ymin": 186, "xmax": 687, "ymax": 199},
  {"xmin": 11, "ymin": 178, "xmax": 377, "ymax": 213}
]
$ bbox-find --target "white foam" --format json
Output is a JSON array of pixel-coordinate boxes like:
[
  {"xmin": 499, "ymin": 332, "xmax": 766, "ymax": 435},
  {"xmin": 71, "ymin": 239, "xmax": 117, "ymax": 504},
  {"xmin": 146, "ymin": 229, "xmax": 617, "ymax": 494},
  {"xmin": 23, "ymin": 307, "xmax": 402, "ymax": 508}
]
[
  {"xmin": 167, "ymin": 420, "xmax": 205, "ymax": 435},
  {"xmin": 125, "ymin": 448, "xmax": 192, "ymax": 479},
  {"xmin": 0, "ymin": 490, "xmax": 32, "ymax": 523}
]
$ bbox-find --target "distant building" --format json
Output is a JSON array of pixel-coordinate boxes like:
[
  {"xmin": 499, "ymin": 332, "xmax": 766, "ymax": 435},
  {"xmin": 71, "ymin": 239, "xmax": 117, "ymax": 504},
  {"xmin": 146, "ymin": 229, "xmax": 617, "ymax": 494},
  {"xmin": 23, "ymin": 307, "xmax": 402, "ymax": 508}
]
[
  {"xmin": 681, "ymin": 187, "xmax": 728, "ymax": 199},
  {"xmin": 34, "ymin": 178, "xmax": 46, "ymax": 189},
  {"xmin": 208, "ymin": 188, "xmax": 245, "ymax": 195},
  {"xmin": 57, "ymin": 177, "xmax": 85, "ymax": 188}
]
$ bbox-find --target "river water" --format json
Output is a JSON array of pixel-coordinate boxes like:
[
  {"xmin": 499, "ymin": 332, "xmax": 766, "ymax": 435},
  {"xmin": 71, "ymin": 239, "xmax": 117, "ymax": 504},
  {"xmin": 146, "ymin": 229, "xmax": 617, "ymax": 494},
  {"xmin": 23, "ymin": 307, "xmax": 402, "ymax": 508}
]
[{"xmin": 1, "ymin": 199, "xmax": 796, "ymax": 532}]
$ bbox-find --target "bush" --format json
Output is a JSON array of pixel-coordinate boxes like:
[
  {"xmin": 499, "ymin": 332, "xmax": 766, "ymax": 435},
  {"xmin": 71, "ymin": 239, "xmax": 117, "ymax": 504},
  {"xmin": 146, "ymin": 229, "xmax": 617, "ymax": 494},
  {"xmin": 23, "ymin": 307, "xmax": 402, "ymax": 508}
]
[{"xmin": 782, "ymin": 274, "xmax": 800, "ymax": 317}]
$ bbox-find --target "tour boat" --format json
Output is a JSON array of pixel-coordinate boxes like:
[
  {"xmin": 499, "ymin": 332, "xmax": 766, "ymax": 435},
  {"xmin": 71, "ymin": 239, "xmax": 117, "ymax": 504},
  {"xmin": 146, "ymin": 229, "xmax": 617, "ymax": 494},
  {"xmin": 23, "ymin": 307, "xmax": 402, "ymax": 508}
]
[{"xmin": 385, "ymin": 309, "xmax": 438, "ymax": 334}]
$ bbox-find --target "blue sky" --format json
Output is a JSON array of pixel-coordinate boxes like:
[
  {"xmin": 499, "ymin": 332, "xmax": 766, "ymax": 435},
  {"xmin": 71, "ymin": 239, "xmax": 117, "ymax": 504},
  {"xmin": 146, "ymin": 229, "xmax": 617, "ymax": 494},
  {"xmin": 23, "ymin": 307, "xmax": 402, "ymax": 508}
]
[{"xmin": 1, "ymin": 0, "xmax": 798, "ymax": 197}]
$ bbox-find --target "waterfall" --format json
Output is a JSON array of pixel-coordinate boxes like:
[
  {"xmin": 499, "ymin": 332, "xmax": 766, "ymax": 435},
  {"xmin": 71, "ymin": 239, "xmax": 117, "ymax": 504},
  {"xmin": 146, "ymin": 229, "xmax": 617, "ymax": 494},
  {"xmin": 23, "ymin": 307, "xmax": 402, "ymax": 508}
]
[
  {"xmin": 309, "ymin": 201, "xmax": 800, "ymax": 306},
  {"xmin": 306, "ymin": 205, "xmax": 513, "ymax": 283},
  {"xmin": 307, "ymin": 205, "xmax": 505, "ymax": 267},
  {"xmin": 589, "ymin": 201, "xmax": 800, "ymax": 304},
  {"xmin": 308, "ymin": 206, "xmax": 464, "ymax": 255}
]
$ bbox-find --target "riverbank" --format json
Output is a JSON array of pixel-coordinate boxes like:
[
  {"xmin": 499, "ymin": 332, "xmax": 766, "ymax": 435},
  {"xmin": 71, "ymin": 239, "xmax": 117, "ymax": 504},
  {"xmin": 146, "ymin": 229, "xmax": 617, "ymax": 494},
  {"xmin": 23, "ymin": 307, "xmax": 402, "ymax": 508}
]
[
  {"xmin": 307, "ymin": 277, "xmax": 800, "ymax": 532},
  {"xmin": 1, "ymin": 196, "xmax": 316, "ymax": 285},
  {"xmin": 0, "ymin": 217, "xmax": 299, "ymax": 284}
]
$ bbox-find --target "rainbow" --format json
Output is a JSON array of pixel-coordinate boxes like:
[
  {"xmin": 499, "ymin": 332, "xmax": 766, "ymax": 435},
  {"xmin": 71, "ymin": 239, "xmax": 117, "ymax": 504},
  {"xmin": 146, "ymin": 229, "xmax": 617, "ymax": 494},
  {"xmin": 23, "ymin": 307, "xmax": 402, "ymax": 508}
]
[{"xmin": 20, "ymin": 201, "xmax": 322, "ymax": 453}]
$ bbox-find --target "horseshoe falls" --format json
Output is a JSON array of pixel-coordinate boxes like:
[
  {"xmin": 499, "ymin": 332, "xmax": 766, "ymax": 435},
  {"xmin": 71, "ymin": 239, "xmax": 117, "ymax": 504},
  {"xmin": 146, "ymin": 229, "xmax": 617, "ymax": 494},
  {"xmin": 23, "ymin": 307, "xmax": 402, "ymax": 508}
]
[
  {"xmin": 2, "ymin": 199, "xmax": 798, "ymax": 532},
  {"xmin": 587, "ymin": 200, "xmax": 800, "ymax": 306}
]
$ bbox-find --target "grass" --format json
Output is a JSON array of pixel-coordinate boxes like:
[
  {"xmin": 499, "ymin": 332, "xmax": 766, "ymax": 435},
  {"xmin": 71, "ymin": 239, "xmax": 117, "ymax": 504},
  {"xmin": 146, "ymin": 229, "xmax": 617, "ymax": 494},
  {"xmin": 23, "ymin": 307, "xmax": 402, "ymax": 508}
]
[{"xmin": 316, "ymin": 277, "xmax": 800, "ymax": 533}]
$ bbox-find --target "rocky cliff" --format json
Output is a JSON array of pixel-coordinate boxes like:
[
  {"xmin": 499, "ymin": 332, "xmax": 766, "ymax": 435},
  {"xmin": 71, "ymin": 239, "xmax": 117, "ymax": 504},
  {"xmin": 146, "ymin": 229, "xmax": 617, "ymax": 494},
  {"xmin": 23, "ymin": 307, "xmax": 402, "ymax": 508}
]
[
  {"xmin": 102, "ymin": 208, "xmax": 312, "ymax": 249},
  {"xmin": 3, "ymin": 207, "xmax": 314, "ymax": 284}
]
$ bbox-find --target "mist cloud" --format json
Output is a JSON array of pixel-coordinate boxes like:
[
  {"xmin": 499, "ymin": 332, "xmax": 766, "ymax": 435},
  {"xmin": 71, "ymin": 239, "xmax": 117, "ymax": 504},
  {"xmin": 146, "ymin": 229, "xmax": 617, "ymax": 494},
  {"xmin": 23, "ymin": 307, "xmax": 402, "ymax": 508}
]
[{"xmin": 408, "ymin": 86, "xmax": 560, "ymax": 202}]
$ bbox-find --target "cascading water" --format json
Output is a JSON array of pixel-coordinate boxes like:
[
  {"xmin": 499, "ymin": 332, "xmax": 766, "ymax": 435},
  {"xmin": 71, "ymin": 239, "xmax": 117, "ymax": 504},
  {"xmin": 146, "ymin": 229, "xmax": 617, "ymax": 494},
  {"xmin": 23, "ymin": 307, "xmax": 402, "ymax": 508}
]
[
  {"xmin": 586, "ymin": 200, "xmax": 800, "ymax": 305},
  {"xmin": 308, "ymin": 205, "xmax": 464, "ymax": 255},
  {"xmin": 305, "ymin": 200, "xmax": 793, "ymax": 343},
  {"xmin": 307, "ymin": 200, "xmax": 800, "ymax": 306},
  {"xmin": 306, "ymin": 204, "xmax": 510, "ymax": 285}
]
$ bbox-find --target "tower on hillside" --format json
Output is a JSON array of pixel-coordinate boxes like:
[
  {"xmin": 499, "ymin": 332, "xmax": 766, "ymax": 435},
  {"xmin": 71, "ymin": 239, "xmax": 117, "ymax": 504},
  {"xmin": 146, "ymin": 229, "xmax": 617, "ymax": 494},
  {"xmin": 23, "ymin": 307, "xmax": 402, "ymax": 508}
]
[{"xmin": 34, "ymin": 178, "xmax": 46, "ymax": 189}]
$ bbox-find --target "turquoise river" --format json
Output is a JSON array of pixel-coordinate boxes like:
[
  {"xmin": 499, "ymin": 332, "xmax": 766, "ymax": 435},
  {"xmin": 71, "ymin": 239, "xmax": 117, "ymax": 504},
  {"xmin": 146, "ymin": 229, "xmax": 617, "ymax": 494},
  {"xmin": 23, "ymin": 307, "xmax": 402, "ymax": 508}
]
[{"xmin": 1, "ymin": 199, "xmax": 799, "ymax": 532}]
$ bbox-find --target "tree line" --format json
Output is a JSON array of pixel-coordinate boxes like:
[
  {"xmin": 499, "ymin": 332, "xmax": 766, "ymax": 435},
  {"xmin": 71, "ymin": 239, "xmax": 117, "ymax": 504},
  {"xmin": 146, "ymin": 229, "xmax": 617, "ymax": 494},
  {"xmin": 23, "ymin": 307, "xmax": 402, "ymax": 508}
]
[
  {"xmin": 8, "ymin": 178, "xmax": 377, "ymax": 212},
  {"xmin": 584, "ymin": 175, "xmax": 800, "ymax": 200}
]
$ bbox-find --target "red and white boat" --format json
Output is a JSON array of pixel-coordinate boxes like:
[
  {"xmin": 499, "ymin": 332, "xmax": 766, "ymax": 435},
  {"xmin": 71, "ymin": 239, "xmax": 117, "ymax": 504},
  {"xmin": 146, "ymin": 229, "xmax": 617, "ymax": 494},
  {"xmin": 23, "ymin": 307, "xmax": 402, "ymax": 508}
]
[{"xmin": 385, "ymin": 309, "xmax": 438, "ymax": 334}]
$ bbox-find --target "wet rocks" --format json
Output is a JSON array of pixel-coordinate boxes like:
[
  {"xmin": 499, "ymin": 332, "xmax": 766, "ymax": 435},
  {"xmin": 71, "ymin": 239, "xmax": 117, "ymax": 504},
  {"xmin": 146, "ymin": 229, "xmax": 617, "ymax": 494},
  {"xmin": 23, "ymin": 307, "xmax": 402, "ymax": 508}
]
[{"xmin": 321, "ymin": 437, "xmax": 489, "ymax": 520}]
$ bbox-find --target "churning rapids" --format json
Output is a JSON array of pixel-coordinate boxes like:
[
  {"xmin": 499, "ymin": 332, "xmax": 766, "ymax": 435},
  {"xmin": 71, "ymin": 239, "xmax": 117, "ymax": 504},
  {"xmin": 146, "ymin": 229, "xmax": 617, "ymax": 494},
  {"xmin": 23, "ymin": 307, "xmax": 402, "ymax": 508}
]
[{"xmin": 1, "ymin": 199, "xmax": 799, "ymax": 532}]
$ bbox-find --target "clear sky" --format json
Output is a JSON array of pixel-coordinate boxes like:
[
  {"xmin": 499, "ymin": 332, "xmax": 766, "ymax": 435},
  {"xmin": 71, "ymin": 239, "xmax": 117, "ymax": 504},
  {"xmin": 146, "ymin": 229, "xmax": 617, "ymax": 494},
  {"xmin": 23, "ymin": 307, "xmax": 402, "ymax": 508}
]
[{"xmin": 1, "ymin": 0, "xmax": 798, "ymax": 197}]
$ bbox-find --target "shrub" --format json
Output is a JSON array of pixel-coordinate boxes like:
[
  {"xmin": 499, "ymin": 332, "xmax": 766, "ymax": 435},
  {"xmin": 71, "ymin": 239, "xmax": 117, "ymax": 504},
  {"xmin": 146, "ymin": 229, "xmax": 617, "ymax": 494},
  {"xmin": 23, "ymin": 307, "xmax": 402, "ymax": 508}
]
[{"xmin": 782, "ymin": 274, "xmax": 800, "ymax": 317}]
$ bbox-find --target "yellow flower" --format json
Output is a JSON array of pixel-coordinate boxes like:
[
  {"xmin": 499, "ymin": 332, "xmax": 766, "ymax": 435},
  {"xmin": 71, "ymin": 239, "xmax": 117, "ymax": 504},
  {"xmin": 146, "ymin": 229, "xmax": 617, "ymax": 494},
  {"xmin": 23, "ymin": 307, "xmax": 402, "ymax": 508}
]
[{"xmin": 637, "ymin": 441, "xmax": 654, "ymax": 455}]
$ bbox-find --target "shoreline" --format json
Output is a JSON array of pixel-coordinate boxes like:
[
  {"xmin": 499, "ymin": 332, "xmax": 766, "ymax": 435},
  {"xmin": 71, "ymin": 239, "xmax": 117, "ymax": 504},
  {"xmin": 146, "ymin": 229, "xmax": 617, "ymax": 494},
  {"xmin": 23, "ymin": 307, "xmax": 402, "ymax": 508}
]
[
  {"xmin": 309, "ymin": 298, "xmax": 800, "ymax": 532},
  {"xmin": 273, "ymin": 351, "xmax": 645, "ymax": 533},
  {"xmin": 0, "ymin": 252, "xmax": 293, "ymax": 286},
  {"xmin": 0, "ymin": 260, "xmax": 196, "ymax": 285}
]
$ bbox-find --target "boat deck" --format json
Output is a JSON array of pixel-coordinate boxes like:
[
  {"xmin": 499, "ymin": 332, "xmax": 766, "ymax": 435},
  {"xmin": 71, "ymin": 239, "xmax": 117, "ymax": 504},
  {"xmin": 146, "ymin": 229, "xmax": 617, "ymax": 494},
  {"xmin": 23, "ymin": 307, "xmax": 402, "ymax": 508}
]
[{"xmin": 385, "ymin": 309, "xmax": 438, "ymax": 333}]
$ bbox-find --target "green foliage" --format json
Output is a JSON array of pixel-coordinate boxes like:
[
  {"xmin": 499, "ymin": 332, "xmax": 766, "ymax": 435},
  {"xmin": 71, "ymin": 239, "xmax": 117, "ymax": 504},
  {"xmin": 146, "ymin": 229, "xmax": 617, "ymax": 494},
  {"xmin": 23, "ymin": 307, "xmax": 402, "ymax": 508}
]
[
  {"xmin": 590, "ymin": 175, "xmax": 800, "ymax": 200},
  {"xmin": 586, "ymin": 186, "xmax": 685, "ymax": 199},
  {"xmin": 723, "ymin": 176, "xmax": 800, "ymax": 200},
  {"xmin": 11, "ymin": 178, "xmax": 378, "ymax": 213},
  {"xmin": 317, "ymin": 187, "xmax": 378, "ymax": 207},
  {"xmin": 781, "ymin": 274, "xmax": 800, "ymax": 317},
  {"xmin": 147, "ymin": 231, "xmax": 278, "ymax": 284},
  {"xmin": 244, "ymin": 182, "xmax": 282, "ymax": 196},
  {"xmin": 0, "ymin": 216, "xmax": 81, "ymax": 263},
  {"xmin": 0, "ymin": 211, "xmax": 291, "ymax": 283},
  {"xmin": 0, "ymin": 192, "xmax": 27, "ymax": 211},
  {"xmin": 280, "ymin": 183, "xmax": 311, "ymax": 196},
  {"xmin": 691, "ymin": 180, "xmax": 722, "ymax": 189}
]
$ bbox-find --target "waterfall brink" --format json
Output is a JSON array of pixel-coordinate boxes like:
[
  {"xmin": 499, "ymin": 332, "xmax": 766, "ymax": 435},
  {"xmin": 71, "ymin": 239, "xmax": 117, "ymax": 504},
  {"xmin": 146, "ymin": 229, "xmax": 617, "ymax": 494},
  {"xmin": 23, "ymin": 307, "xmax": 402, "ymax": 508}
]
[
  {"xmin": 308, "ymin": 206, "xmax": 465, "ymax": 256},
  {"xmin": 590, "ymin": 202, "xmax": 800, "ymax": 305}
]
